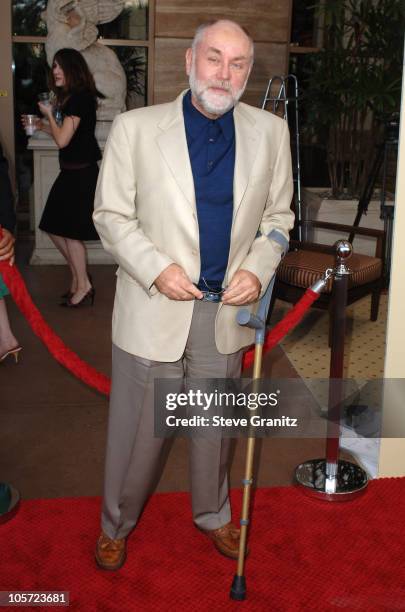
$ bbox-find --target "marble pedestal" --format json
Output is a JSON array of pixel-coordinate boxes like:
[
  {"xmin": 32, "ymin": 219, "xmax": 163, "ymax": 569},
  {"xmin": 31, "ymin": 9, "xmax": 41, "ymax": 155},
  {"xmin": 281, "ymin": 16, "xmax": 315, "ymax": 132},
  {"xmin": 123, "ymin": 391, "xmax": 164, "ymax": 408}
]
[{"xmin": 27, "ymin": 122, "xmax": 115, "ymax": 265}]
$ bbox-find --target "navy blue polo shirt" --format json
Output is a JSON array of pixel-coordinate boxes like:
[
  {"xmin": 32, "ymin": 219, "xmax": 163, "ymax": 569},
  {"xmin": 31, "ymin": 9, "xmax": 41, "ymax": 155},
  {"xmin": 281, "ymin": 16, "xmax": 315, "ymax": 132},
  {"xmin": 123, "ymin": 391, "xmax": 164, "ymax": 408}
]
[{"xmin": 183, "ymin": 90, "xmax": 235, "ymax": 290}]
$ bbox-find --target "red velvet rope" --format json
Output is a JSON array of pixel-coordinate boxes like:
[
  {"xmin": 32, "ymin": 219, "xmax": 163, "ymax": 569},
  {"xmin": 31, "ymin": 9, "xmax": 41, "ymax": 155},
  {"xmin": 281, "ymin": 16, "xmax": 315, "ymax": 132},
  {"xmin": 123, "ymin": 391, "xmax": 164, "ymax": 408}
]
[
  {"xmin": 0, "ymin": 261, "xmax": 319, "ymax": 395},
  {"xmin": 0, "ymin": 262, "xmax": 111, "ymax": 395},
  {"xmin": 242, "ymin": 288, "xmax": 320, "ymax": 370}
]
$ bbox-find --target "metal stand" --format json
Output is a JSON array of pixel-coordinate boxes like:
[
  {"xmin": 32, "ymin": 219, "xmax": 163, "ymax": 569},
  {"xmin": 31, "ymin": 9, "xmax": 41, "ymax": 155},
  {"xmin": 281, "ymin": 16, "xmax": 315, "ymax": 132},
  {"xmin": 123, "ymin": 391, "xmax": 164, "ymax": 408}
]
[
  {"xmin": 380, "ymin": 203, "xmax": 394, "ymax": 282},
  {"xmin": 295, "ymin": 241, "xmax": 368, "ymax": 501},
  {"xmin": 379, "ymin": 118, "xmax": 398, "ymax": 281},
  {"xmin": 349, "ymin": 116, "xmax": 398, "ymax": 282},
  {"xmin": 0, "ymin": 482, "xmax": 20, "ymax": 524},
  {"xmin": 262, "ymin": 75, "xmax": 302, "ymax": 241}
]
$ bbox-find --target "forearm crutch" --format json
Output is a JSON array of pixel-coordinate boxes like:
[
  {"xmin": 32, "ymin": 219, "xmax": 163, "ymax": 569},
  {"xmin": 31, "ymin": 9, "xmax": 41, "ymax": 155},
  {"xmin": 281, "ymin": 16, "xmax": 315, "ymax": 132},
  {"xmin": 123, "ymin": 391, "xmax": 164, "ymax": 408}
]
[{"xmin": 230, "ymin": 275, "xmax": 276, "ymax": 601}]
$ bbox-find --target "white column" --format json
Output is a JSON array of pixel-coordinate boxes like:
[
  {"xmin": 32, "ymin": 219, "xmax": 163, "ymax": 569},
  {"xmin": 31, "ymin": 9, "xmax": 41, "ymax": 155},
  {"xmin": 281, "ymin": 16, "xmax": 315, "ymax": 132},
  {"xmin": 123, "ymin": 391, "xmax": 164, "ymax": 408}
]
[{"xmin": 378, "ymin": 42, "xmax": 405, "ymax": 477}]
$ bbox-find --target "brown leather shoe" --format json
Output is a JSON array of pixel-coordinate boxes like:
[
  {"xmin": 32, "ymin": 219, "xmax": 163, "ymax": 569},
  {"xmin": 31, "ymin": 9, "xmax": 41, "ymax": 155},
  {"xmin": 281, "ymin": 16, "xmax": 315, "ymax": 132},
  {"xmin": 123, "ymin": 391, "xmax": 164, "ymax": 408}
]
[
  {"xmin": 199, "ymin": 522, "xmax": 248, "ymax": 560},
  {"xmin": 95, "ymin": 532, "xmax": 126, "ymax": 570}
]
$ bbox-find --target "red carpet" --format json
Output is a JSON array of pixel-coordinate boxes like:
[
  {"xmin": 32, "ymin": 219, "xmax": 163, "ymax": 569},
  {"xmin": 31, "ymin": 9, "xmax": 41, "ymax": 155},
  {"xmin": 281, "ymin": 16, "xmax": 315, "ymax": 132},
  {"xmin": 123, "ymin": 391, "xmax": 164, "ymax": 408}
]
[{"xmin": 2, "ymin": 480, "xmax": 405, "ymax": 611}]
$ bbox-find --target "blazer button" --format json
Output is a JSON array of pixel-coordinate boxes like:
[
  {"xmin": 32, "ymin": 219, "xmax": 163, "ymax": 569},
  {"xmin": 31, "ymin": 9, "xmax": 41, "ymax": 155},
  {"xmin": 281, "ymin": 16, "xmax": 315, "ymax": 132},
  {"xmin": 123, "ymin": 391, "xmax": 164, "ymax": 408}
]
[{"xmin": 192, "ymin": 250, "xmax": 198, "ymax": 256}]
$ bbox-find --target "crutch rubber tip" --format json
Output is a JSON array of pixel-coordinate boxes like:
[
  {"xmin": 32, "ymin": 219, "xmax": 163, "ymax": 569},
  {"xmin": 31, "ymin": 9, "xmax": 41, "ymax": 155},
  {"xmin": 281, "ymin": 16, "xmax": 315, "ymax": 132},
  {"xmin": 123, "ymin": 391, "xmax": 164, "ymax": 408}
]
[{"xmin": 230, "ymin": 575, "xmax": 246, "ymax": 601}]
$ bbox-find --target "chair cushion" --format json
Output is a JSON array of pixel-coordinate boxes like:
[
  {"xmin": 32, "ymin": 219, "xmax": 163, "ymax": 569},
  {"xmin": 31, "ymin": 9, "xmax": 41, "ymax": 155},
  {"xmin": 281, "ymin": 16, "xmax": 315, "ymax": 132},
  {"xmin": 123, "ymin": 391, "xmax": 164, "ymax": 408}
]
[{"xmin": 277, "ymin": 250, "xmax": 382, "ymax": 293}]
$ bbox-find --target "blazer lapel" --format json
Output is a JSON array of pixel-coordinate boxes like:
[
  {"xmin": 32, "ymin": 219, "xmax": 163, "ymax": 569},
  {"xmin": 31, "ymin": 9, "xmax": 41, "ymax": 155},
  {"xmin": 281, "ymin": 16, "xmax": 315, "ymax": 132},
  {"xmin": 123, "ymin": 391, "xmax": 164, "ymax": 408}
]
[
  {"xmin": 156, "ymin": 95, "xmax": 260, "ymax": 217},
  {"xmin": 156, "ymin": 92, "xmax": 196, "ymax": 213},
  {"xmin": 233, "ymin": 104, "xmax": 261, "ymax": 217}
]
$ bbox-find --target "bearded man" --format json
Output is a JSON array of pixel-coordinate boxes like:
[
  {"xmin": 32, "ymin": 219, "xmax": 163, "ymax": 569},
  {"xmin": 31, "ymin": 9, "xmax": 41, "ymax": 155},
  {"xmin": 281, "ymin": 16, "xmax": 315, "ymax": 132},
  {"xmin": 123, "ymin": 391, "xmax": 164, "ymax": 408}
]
[{"xmin": 93, "ymin": 19, "xmax": 294, "ymax": 570}]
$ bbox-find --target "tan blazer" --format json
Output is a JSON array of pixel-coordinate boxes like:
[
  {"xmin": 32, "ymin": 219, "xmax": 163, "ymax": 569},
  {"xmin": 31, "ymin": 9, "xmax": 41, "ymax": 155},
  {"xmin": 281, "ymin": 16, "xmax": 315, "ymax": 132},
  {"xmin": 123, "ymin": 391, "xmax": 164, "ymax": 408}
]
[{"xmin": 93, "ymin": 91, "xmax": 294, "ymax": 361}]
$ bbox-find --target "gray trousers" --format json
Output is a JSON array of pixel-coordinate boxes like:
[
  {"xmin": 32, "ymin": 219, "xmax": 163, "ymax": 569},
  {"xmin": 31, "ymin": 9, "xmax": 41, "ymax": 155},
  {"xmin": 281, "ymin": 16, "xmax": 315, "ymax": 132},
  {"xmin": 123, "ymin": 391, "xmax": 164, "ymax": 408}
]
[{"xmin": 102, "ymin": 299, "xmax": 243, "ymax": 539}]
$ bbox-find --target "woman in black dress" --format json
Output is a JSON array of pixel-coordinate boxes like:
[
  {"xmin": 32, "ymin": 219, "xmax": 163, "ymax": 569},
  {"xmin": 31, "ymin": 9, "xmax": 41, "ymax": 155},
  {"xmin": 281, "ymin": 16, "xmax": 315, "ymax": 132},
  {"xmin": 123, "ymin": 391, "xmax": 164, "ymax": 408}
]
[{"xmin": 36, "ymin": 48, "xmax": 103, "ymax": 307}]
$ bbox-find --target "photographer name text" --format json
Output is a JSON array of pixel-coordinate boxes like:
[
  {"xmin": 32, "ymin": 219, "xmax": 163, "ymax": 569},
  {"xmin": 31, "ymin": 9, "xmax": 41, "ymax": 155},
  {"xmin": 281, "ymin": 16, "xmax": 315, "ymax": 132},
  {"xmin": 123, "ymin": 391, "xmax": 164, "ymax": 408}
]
[{"xmin": 165, "ymin": 415, "xmax": 298, "ymax": 428}]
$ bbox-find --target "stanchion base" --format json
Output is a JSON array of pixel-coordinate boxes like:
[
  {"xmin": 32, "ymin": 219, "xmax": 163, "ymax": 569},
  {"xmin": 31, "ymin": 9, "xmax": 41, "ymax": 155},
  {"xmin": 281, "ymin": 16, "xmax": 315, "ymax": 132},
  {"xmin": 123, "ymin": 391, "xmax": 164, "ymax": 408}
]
[
  {"xmin": 295, "ymin": 459, "xmax": 368, "ymax": 501},
  {"xmin": 0, "ymin": 483, "xmax": 20, "ymax": 524}
]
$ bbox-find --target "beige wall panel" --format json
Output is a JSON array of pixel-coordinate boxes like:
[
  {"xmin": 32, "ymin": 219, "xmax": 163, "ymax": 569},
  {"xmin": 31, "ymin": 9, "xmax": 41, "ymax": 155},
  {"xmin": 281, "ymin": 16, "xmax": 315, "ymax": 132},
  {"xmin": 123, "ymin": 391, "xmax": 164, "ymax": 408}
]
[
  {"xmin": 240, "ymin": 41, "xmax": 289, "ymax": 107},
  {"xmin": 154, "ymin": 38, "xmax": 190, "ymax": 104},
  {"xmin": 155, "ymin": 0, "xmax": 292, "ymax": 43},
  {"xmin": 379, "ymin": 45, "xmax": 405, "ymax": 477},
  {"xmin": 154, "ymin": 38, "xmax": 288, "ymax": 106}
]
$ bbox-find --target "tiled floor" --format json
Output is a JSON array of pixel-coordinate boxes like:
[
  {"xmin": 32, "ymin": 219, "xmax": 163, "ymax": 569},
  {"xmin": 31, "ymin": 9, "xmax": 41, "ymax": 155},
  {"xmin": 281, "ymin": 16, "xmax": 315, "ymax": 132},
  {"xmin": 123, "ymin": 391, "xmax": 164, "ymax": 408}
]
[
  {"xmin": 277, "ymin": 295, "xmax": 387, "ymax": 379},
  {"xmin": 1, "ymin": 240, "xmax": 328, "ymax": 501}
]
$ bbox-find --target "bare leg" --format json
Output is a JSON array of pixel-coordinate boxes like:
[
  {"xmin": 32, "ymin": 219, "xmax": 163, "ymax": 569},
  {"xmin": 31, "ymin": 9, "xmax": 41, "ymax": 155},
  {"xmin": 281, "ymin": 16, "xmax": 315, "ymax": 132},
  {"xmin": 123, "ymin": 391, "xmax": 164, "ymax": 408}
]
[
  {"xmin": 0, "ymin": 298, "xmax": 19, "ymax": 356},
  {"xmin": 48, "ymin": 233, "xmax": 77, "ymax": 293},
  {"xmin": 65, "ymin": 238, "xmax": 92, "ymax": 305}
]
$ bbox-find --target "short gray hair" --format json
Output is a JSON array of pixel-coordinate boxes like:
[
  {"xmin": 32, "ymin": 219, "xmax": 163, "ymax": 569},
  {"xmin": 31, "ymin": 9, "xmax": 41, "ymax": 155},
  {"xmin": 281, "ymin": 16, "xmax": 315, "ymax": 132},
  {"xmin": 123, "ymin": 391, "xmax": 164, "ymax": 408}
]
[{"xmin": 191, "ymin": 19, "xmax": 254, "ymax": 63}]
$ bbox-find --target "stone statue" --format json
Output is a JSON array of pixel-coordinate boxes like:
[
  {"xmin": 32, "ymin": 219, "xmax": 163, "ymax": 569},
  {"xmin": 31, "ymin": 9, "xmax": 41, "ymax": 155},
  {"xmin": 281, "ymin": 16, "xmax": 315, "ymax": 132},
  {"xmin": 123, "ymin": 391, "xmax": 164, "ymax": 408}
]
[{"xmin": 42, "ymin": 0, "xmax": 127, "ymax": 120}]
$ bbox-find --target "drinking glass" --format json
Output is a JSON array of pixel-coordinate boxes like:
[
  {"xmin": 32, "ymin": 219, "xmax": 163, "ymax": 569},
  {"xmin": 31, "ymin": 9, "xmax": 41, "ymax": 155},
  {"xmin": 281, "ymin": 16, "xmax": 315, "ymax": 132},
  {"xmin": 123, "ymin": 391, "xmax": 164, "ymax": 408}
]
[
  {"xmin": 23, "ymin": 114, "xmax": 38, "ymax": 136},
  {"xmin": 38, "ymin": 92, "xmax": 51, "ymax": 106}
]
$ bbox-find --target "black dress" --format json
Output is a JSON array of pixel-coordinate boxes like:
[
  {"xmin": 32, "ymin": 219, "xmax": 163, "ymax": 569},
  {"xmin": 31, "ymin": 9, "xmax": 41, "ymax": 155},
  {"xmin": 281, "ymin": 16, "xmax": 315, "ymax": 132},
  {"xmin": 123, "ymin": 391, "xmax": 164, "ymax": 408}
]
[{"xmin": 39, "ymin": 91, "xmax": 101, "ymax": 241}]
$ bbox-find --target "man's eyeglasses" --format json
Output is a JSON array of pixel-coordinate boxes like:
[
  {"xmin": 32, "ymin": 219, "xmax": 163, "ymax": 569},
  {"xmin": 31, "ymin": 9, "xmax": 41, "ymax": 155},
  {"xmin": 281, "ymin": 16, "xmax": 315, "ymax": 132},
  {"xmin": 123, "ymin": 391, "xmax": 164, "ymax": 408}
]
[{"xmin": 200, "ymin": 277, "xmax": 225, "ymax": 302}]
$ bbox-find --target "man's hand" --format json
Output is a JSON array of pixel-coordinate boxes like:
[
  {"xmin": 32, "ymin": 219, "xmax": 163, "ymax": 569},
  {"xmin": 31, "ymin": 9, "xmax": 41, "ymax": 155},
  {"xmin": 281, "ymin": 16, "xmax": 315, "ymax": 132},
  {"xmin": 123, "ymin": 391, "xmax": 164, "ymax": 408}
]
[
  {"xmin": 222, "ymin": 269, "xmax": 261, "ymax": 305},
  {"xmin": 0, "ymin": 227, "xmax": 15, "ymax": 265},
  {"xmin": 154, "ymin": 263, "xmax": 203, "ymax": 301}
]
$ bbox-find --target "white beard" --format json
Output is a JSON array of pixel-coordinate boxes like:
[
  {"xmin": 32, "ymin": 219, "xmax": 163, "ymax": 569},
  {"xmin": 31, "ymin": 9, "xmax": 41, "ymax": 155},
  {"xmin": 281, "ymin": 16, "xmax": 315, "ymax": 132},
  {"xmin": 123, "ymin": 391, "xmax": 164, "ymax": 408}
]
[{"xmin": 188, "ymin": 62, "xmax": 248, "ymax": 116}]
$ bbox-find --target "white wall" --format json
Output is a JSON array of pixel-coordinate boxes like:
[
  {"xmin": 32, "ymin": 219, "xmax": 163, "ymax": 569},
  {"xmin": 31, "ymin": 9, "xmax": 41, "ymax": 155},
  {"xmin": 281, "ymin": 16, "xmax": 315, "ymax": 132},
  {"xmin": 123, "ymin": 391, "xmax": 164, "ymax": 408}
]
[{"xmin": 379, "ymin": 41, "xmax": 405, "ymax": 476}]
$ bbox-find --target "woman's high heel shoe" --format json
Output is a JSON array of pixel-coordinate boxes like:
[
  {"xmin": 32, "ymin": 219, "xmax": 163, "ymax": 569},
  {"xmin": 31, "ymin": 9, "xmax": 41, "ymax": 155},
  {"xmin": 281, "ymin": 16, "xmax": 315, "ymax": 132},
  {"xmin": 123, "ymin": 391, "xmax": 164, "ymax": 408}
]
[
  {"xmin": 0, "ymin": 346, "xmax": 22, "ymax": 364},
  {"xmin": 60, "ymin": 275, "xmax": 92, "ymax": 301},
  {"xmin": 62, "ymin": 287, "xmax": 95, "ymax": 308}
]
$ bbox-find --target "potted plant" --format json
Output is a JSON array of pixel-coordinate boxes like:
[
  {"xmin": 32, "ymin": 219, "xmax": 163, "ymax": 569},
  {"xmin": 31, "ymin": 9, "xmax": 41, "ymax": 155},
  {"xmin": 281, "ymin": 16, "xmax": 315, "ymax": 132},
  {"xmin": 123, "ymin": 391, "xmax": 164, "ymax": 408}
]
[{"xmin": 301, "ymin": 0, "xmax": 403, "ymax": 199}]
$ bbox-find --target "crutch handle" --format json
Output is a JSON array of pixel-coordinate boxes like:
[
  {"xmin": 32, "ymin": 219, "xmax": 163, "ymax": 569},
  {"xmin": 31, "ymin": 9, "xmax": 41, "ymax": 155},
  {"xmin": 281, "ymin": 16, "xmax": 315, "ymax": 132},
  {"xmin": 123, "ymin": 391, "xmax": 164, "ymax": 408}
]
[
  {"xmin": 236, "ymin": 276, "xmax": 275, "ymax": 345},
  {"xmin": 236, "ymin": 309, "xmax": 263, "ymax": 329}
]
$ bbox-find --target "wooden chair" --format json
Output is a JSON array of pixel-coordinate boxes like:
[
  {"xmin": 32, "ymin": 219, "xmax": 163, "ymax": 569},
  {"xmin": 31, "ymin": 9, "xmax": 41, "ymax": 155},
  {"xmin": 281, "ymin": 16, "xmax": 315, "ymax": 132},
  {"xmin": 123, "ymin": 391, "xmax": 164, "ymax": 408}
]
[{"xmin": 272, "ymin": 220, "xmax": 386, "ymax": 336}]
